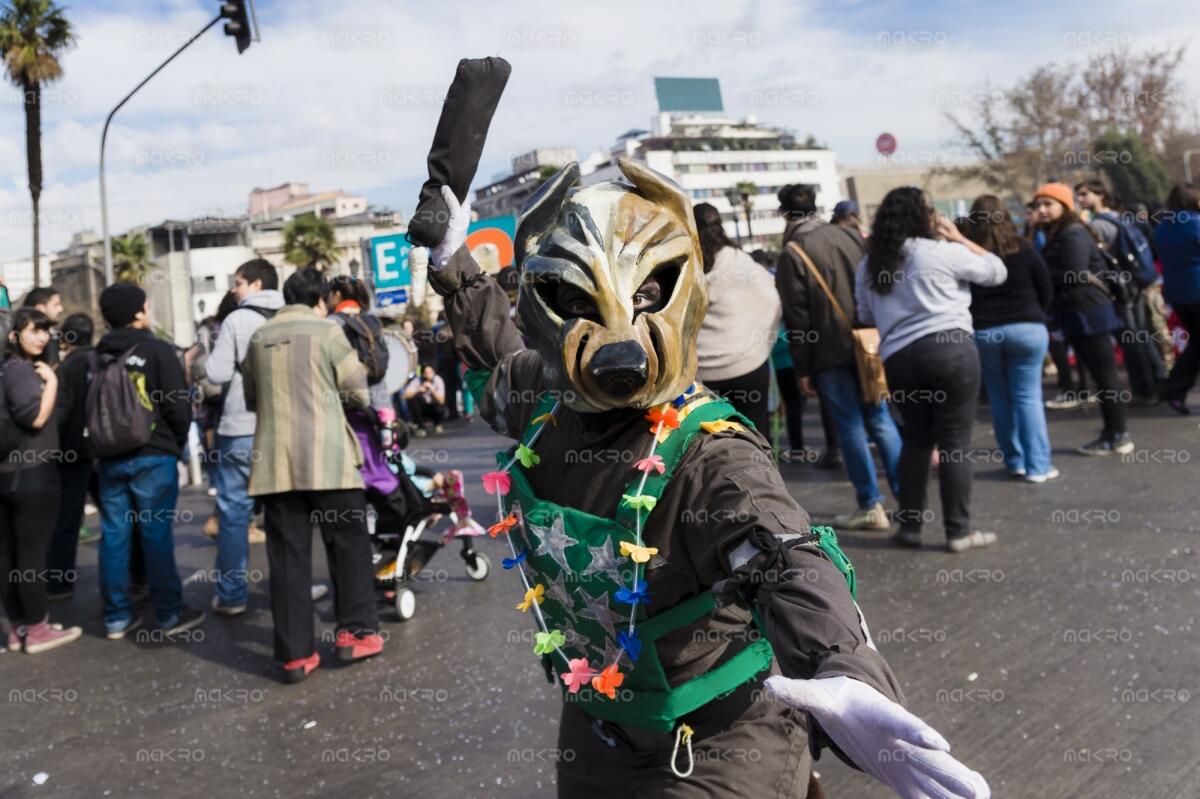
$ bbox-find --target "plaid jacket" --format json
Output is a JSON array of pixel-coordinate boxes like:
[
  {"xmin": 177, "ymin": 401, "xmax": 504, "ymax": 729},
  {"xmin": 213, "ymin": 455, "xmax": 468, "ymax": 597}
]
[{"xmin": 242, "ymin": 304, "xmax": 369, "ymax": 496}]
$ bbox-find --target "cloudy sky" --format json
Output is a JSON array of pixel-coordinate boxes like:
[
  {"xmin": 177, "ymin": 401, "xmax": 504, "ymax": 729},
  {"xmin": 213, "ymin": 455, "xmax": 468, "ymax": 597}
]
[{"xmin": 0, "ymin": 0, "xmax": 1196, "ymax": 260}]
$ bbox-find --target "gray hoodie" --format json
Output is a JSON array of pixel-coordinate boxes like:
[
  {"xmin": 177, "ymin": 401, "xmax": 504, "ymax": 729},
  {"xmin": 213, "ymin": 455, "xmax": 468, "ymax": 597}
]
[{"xmin": 206, "ymin": 289, "xmax": 286, "ymax": 437}]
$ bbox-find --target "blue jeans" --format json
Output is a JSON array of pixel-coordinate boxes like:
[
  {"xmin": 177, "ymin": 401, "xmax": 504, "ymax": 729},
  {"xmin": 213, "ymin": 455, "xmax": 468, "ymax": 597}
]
[
  {"xmin": 813, "ymin": 364, "xmax": 902, "ymax": 508},
  {"xmin": 97, "ymin": 455, "xmax": 184, "ymax": 628},
  {"xmin": 214, "ymin": 434, "xmax": 255, "ymax": 606},
  {"xmin": 974, "ymin": 323, "xmax": 1053, "ymax": 476}
]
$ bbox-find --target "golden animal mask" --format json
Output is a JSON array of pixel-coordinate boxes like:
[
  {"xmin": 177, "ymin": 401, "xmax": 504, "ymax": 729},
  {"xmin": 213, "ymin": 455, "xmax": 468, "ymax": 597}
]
[{"xmin": 515, "ymin": 158, "xmax": 707, "ymax": 413}]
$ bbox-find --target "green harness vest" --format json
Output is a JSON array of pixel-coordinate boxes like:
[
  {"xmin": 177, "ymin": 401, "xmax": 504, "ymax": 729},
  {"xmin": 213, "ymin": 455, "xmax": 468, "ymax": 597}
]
[
  {"xmin": 501, "ymin": 392, "xmax": 766, "ymax": 733},
  {"xmin": 478, "ymin": 376, "xmax": 857, "ymax": 734}
]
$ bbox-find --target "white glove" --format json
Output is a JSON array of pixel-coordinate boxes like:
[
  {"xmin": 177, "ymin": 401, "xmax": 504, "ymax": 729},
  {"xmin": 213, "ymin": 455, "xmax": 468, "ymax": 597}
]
[
  {"xmin": 430, "ymin": 185, "xmax": 471, "ymax": 269},
  {"xmin": 766, "ymin": 675, "xmax": 990, "ymax": 799}
]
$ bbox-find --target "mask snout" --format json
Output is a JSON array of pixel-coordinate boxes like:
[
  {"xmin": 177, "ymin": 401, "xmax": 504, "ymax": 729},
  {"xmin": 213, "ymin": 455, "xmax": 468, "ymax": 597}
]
[{"xmin": 587, "ymin": 341, "xmax": 649, "ymax": 399}]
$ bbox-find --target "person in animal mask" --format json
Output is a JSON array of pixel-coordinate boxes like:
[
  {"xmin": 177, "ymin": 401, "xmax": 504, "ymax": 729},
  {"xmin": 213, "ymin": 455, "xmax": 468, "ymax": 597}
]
[{"xmin": 426, "ymin": 159, "xmax": 989, "ymax": 799}]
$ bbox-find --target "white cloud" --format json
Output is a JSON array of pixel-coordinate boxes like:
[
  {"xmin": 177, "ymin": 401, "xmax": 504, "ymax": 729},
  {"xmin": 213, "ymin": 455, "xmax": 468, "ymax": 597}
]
[{"xmin": 0, "ymin": 0, "xmax": 1196, "ymax": 261}]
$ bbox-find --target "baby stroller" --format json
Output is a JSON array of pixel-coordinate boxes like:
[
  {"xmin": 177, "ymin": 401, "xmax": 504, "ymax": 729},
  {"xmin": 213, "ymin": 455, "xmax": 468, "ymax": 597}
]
[{"xmin": 355, "ymin": 408, "xmax": 490, "ymax": 621}]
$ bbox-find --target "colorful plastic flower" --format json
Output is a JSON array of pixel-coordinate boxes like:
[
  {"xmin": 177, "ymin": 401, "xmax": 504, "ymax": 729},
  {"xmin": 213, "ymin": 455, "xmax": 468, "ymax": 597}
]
[
  {"xmin": 619, "ymin": 541, "xmax": 658, "ymax": 564},
  {"xmin": 591, "ymin": 663, "xmax": 625, "ymax": 700},
  {"xmin": 617, "ymin": 629, "xmax": 643, "ymax": 662},
  {"xmin": 621, "ymin": 494, "xmax": 657, "ymax": 513},
  {"xmin": 533, "ymin": 629, "xmax": 566, "ymax": 655},
  {"xmin": 634, "ymin": 454, "xmax": 665, "ymax": 475},
  {"xmin": 481, "ymin": 470, "xmax": 512, "ymax": 496},
  {"xmin": 502, "ymin": 548, "xmax": 528, "ymax": 570},
  {"xmin": 515, "ymin": 443, "xmax": 540, "ymax": 468},
  {"xmin": 615, "ymin": 580, "xmax": 651, "ymax": 606},
  {"xmin": 488, "ymin": 512, "xmax": 518, "ymax": 538},
  {"xmin": 561, "ymin": 658, "xmax": 594, "ymax": 694},
  {"xmin": 644, "ymin": 406, "xmax": 680, "ymax": 433},
  {"xmin": 516, "ymin": 583, "xmax": 545, "ymax": 612}
]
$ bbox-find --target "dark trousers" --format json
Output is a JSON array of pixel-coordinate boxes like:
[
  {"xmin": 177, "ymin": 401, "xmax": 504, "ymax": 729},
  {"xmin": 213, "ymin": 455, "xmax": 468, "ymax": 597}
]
[
  {"xmin": 1162, "ymin": 304, "xmax": 1200, "ymax": 402},
  {"xmin": 0, "ymin": 475, "xmax": 60, "ymax": 625},
  {"xmin": 1116, "ymin": 295, "xmax": 1166, "ymax": 396},
  {"xmin": 438, "ymin": 361, "xmax": 461, "ymax": 419},
  {"xmin": 884, "ymin": 333, "xmax": 980, "ymax": 540},
  {"xmin": 409, "ymin": 399, "xmax": 447, "ymax": 427},
  {"xmin": 774, "ymin": 366, "xmax": 840, "ymax": 456},
  {"xmin": 555, "ymin": 695, "xmax": 811, "ymax": 798},
  {"xmin": 261, "ymin": 489, "xmax": 378, "ymax": 663},
  {"xmin": 705, "ymin": 359, "xmax": 771, "ymax": 434},
  {"xmin": 1070, "ymin": 332, "xmax": 1128, "ymax": 435},
  {"xmin": 1049, "ymin": 335, "xmax": 1089, "ymax": 394},
  {"xmin": 45, "ymin": 459, "xmax": 93, "ymax": 592}
]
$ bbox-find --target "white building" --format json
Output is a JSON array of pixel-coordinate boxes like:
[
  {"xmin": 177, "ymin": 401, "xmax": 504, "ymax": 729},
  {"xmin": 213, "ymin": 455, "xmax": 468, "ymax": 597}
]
[{"xmin": 579, "ymin": 78, "xmax": 840, "ymax": 252}]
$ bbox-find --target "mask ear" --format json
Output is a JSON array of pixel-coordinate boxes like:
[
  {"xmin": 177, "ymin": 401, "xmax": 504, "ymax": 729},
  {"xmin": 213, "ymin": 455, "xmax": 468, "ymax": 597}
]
[
  {"xmin": 516, "ymin": 162, "xmax": 580, "ymax": 268},
  {"xmin": 616, "ymin": 157, "xmax": 700, "ymax": 245}
]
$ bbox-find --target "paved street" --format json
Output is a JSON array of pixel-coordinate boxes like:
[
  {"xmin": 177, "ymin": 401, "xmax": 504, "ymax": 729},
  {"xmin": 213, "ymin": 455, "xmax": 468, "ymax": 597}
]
[{"xmin": 2, "ymin": 394, "xmax": 1198, "ymax": 799}]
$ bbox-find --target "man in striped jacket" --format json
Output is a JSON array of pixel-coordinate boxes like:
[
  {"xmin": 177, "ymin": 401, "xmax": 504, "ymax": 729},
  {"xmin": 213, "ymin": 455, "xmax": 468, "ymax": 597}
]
[{"xmin": 242, "ymin": 267, "xmax": 383, "ymax": 683}]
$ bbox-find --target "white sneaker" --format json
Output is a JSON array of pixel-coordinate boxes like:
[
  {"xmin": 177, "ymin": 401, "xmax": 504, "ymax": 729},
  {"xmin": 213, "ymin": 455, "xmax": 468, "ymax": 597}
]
[
  {"xmin": 833, "ymin": 503, "xmax": 891, "ymax": 531},
  {"xmin": 1024, "ymin": 467, "xmax": 1060, "ymax": 484},
  {"xmin": 947, "ymin": 531, "xmax": 998, "ymax": 553}
]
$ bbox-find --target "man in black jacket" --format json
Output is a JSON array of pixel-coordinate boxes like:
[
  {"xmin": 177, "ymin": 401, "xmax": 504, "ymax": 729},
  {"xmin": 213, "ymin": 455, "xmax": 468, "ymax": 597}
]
[
  {"xmin": 92, "ymin": 284, "xmax": 204, "ymax": 640},
  {"xmin": 775, "ymin": 186, "xmax": 901, "ymax": 531}
]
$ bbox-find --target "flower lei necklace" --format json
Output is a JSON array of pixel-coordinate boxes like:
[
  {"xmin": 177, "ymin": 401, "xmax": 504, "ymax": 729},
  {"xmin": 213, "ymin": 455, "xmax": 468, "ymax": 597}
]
[{"xmin": 479, "ymin": 391, "xmax": 694, "ymax": 701}]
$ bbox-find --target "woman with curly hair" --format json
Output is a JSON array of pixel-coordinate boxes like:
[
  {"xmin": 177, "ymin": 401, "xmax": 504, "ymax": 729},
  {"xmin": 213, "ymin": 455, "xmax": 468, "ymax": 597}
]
[{"xmin": 855, "ymin": 187, "xmax": 1006, "ymax": 553}]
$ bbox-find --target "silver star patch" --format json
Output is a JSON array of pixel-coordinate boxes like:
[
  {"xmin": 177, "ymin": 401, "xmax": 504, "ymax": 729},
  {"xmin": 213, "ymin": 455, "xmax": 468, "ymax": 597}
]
[
  {"xmin": 580, "ymin": 542, "xmax": 630, "ymax": 585},
  {"xmin": 527, "ymin": 514, "xmax": 578, "ymax": 573},
  {"xmin": 576, "ymin": 589, "xmax": 626, "ymax": 641}
]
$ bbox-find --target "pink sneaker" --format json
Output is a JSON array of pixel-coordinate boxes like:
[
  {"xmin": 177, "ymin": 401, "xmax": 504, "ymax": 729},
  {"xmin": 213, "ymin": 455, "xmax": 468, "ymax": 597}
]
[
  {"xmin": 6, "ymin": 625, "xmax": 23, "ymax": 652},
  {"xmin": 23, "ymin": 618, "xmax": 82, "ymax": 654}
]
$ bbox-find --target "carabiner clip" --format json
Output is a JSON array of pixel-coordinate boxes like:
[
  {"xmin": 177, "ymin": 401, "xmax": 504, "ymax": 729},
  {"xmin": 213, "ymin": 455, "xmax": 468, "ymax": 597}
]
[{"xmin": 670, "ymin": 723, "xmax": 695, "ymax": 778}]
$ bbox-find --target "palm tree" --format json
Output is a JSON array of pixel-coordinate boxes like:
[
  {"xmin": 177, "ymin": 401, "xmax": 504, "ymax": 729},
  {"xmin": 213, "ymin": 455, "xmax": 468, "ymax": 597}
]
[
  {"xmin": 0, "ymin": 0, "xmax": 75, "ymax": 287},
  {"xmin": 283, "ymin": 214, "xmax": 339, "ymax": 270},
  {"xmin": 735, "ymin": 180, "xmax": 758, "ymax": 246},
  {"xmin": 112, "ymin": 232, "xmax": 152, "ymax": 284}
]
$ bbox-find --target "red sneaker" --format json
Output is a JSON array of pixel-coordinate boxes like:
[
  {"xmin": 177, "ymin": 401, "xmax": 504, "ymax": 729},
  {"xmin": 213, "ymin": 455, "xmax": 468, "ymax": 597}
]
[
  {"xmin": 335, "ymin": 630, "xmax": 384, "ymax": 663},
  {"xmin": 282, "ymin": 652, "xmax": 320, "ymax": 684}
]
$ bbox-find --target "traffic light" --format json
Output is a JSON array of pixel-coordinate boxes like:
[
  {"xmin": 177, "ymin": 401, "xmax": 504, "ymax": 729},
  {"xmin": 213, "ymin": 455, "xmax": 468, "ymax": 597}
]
[{"xmin": 220, "ymin": 0, "xmax": 253, "ymax": 53}]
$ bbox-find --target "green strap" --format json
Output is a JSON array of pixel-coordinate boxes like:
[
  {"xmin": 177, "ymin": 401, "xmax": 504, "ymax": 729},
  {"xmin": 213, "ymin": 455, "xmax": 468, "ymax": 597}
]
[
  {"xmin": 572, "ymin": 639, "xmax": 774, "ymax": 733},
  {"xmin": 615, "ymin": 398, "xmax": 752, "ymax": 530},
  {"xmin": 635, "ymin": 590, "xmax": 715, "ymax": 643},
  {"xmin": 464, "ymin": 368, "xmax": 491, "ymax": 412}
]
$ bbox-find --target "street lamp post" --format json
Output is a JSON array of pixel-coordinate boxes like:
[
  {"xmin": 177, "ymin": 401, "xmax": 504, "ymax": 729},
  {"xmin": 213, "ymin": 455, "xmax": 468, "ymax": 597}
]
[
  {"xmin": 99, "ymin": 2, "xmax": 257, "ymax": 285},
  {"xmin": 100, "ymin": 14, "xmax": 222, "ymax": 285}
]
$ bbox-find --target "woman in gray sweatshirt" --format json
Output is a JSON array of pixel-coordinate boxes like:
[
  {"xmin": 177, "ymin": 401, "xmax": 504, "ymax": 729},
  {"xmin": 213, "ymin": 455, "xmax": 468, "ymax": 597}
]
[{"xmin": 855, "ymin": 187, "xmax": 1006, "ymax": 553}]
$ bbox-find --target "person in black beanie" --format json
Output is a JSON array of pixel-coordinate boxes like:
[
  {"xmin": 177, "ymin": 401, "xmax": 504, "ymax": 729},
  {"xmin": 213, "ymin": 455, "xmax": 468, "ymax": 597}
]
[{"xmin": 92, "ymin": 283, "xmax": 204, "ymax": 640}]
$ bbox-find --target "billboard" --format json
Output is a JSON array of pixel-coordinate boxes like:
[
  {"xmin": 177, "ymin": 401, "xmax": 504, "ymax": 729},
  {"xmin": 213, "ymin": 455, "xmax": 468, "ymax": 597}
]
[{"xmin": 367, "ymin": 213, "xmax": 516, "ymax": 303}]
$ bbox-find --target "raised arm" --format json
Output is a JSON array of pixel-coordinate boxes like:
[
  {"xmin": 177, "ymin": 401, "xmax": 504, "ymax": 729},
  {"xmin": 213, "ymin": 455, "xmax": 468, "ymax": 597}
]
[{"xmin": 426, "ymin": 186, "xmax": 544, "ymax": 439}]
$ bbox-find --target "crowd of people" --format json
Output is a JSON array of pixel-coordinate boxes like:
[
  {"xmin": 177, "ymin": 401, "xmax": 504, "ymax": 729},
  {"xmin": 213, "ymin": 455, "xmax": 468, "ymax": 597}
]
[
  {"xmin": 0, "ymin": 259, "xmax": 473, "ymax": 675},
  {"xmin": 0, "ymin": 175, "xmax": 1197, "ymax": 677},
  {"xmin": 703, "ymin": 179, "xmax": 1200, "ymax": 554}
]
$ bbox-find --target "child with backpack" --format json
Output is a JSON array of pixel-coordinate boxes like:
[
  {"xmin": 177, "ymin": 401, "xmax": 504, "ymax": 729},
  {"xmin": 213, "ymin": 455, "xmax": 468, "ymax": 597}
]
[
  {"xmin": 90, "ymin": 283, "xmax": 205, "ymax": 640},
  {"xmin": 1, "ymin": 308, "xmax": 82, "ymax": 653}
]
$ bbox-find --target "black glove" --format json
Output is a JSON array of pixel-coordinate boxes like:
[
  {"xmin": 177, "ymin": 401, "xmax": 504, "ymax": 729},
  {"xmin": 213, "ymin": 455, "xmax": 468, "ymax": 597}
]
[{"xmin": 407, "ymin": 57, "xmax": 511, "ymax": 247}]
